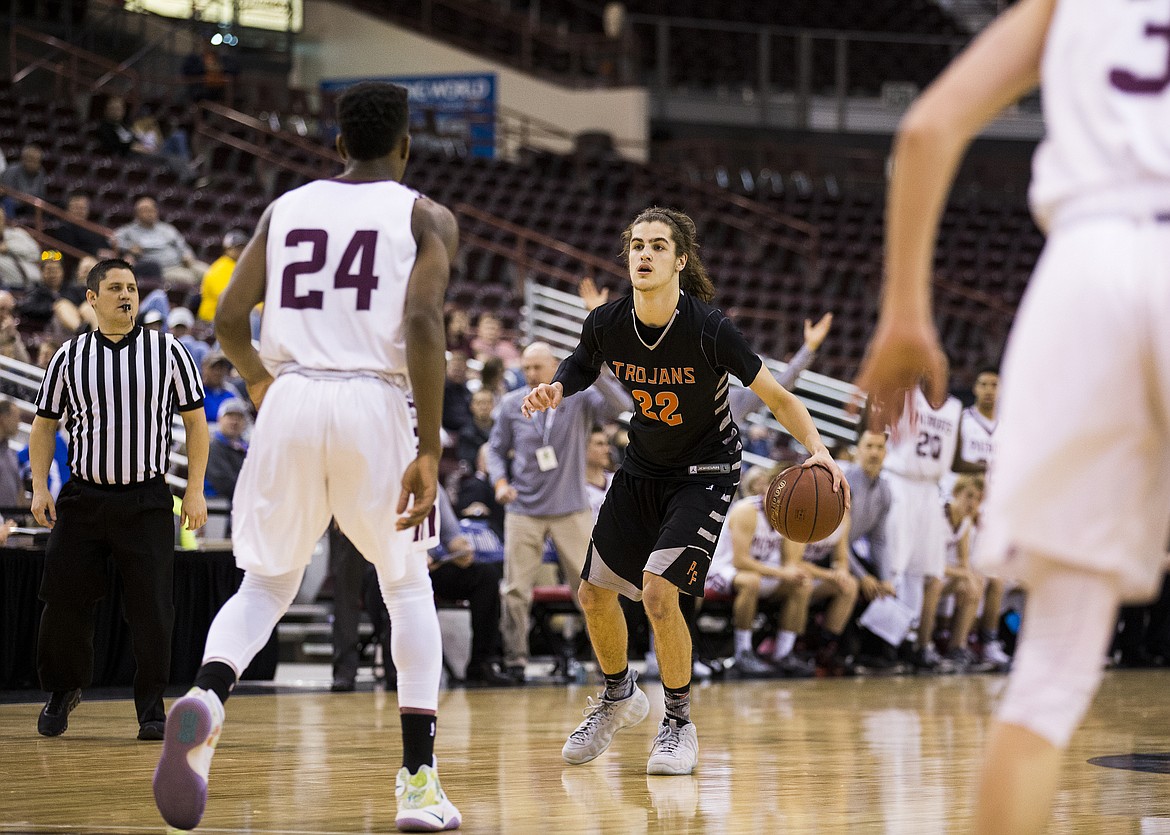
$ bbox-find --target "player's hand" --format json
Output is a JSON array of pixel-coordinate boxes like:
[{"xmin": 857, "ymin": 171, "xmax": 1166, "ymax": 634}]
[
  {"xmin": 246, "ymin": 374, "xmax": 275, "ymax": 411},
  {"xmin": 578, "ymin": 277, "xmax": 609, "ymax": 312},
  {"xmin": 521, "ymin": 382, "xmax": 563, "ymax": 418},
  {"xmin": 802, "ymin": 446, "xmax": 851, "ymax": 509},
  {"xmin": 32, "ymin": 486, "xmax": 56, "ymax": 530},
  {"xmin": 398, "ymin": 453, "xmax": 439, "ymax": 530},
  {"xmin": 181, "ymin": 488, "xmax": 207, "ymax": 532},
  {"xmin": 804, "ymin": 312, "xmax": 833, "ymax": 351},
  {"xmin": 854, "ymin": 315, "xmax": 948, "ymax": 429}
]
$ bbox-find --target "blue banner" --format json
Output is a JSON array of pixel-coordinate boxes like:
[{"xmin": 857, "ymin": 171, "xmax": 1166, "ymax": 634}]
[{"xmin": 321, "ymin": 74, "xmax": 496, "ymax": 158}]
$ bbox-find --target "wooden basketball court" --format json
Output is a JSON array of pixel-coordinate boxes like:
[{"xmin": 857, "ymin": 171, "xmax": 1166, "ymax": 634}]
[{"xmin": 3, "ymin": 671, "xmax": 1169, "ymax": 833}]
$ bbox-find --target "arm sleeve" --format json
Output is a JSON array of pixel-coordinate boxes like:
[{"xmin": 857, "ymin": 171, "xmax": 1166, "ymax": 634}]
[
  {"xmin": 580, "ymin": 366, "xmax": 632, "ymax": 423},
  {"xmin": 552, "ymin": 309, "xmax": 604, "ymax": 397},
  {"xmin": 711, "ymin": 315, "xmax": 763, "ymax": 385}
]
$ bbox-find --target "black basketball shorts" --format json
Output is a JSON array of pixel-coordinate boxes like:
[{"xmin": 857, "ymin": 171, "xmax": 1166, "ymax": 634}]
[{"xmin": 584, "ymin": 468, "xmax": 736, "ymax": 601}]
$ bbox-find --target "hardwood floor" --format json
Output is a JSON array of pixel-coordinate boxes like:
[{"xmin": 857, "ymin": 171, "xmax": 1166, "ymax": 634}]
[{"xmin": 2, "ymin": 670, "xmax": 1169, "ymax": 833}]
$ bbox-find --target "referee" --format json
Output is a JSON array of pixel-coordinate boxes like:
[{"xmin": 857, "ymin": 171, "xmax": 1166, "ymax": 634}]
[{"xmin": 30, "ymin": 258, "xmax": 209, "ymax": 740}]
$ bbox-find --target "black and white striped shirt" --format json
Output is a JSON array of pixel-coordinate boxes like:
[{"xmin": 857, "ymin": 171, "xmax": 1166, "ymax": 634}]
[{"xmin": 35, "ymin": 327, "xmax": 205, "ymax": 486}]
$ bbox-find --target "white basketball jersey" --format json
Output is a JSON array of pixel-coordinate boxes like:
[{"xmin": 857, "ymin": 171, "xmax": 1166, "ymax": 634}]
[
  {"xmin": 1030, "ymin": 0, "xmax": 1170, "ymax": 228},
  {"xmin": 710, "ymin": 495, "xmax": 783, "ymax": 577},
  {"xmin": 956, "ymin": 406, "xmax": 997, "ymax": 470},
  {"xmin": 261, "ymin": 179, "xmax": 419, "ymax": 379},
  {"xmin": 884, "ymin": 389, "xmax": 962, "ymax": 482}
]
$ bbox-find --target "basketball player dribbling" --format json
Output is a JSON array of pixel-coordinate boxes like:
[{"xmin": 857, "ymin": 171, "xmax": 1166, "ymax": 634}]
[
  {"xmin": 152, "ymin": 82, "xmax": 462, "ymax": 832},
  {"xmin": 522, "ymin": 206, "xmax": 849, "ymax": 776},
  {"xmin": 855, "ymin": 1, "xmax": 1170, "ymax": 832}
]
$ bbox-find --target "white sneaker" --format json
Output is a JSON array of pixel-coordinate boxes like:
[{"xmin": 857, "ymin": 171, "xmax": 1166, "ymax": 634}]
[
  {"xmin": 647, "ymin": 719, "xmax": 699, "ymax": 775},
  {"xmin": 153, "ymin": 687, "xmax": 224, "ymax": 831},
  {"xmin": 395, "ymin": 761, "xmax": 461, "ymax": 832},
  {"xmin": 983, "ymin": 639, "xmax": 1011, "ymax": 670},
  {"xmin": 691, "ymin": 659, "xmax": 713, "ymax": 681},
  {"xmin": 562, "ymin": 681, "xmax": 650, "ymax": 765}
]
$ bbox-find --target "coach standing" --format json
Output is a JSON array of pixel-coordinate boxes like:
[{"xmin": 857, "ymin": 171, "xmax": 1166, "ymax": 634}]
[{"xmin": 30, "ymin": 258, "xmax": 208, "ymax": 740}]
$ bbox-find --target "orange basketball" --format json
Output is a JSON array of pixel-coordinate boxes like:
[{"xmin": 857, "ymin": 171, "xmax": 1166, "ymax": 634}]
[{"xmin": 764, "ymin": 464, "xmax": 845, "ymax": 543}]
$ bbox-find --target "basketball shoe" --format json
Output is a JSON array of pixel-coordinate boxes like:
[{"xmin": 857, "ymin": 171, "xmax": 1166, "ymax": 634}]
[
  {"xmin": 982, "ymin": 639, "xmax": 1012, "ymax": 671},
  {"xmin": 562, "ymin": 679, "xmax": 650, "ymax": 765},
  {"xmin": 646, "ymin": 719, "xmax": 699, "ymax": 775},
  {"xmin": 152, "ymin": 687, "xmax": 224, "ymax": 831},
  {"xmin": 395, "ymin": 760, "xmax": 461, "ymax": 832}
]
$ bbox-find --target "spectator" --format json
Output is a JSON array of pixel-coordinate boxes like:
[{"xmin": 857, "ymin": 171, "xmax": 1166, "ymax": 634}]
[
  {"xmin": 133, "ymin": 259, "xmax": 171, "ymax": 322},
  {"xmin": 138, "ymin": 309, "xmax": 165, "ymax": 331},
  {"xmin": 19, "ymin": 253, "xmax": 82, "ymax": 340},
  {"xmin": 0, "ymin": 291, "xmax": 30, "ymax": 364},
  {"xmin": 584, "ymin": 424, "xmax": 615, "ymax": 520},
  {"xmin": 18, "ymin": 423, "xmax": 69, "ymax": 500},
  {"xmin": 205, "ymin": 398, "xmax": 249, "ymax": 502},
  {"xmin": 456, "ymin": 389, "xmax": 495, "ymax": 470},
  {"xmin": 114, "ymin": 197, "xmax": 209, "ymax": 288},
  {"xmin": 0, "ymin": 205, "xmax": 41, "ymax": 288},
  {"xmin": 445, "ymin": 306, "xmax": 473, "ymax": 354},
  {"xmin": 199, "ymin": 351, "xmax": 244, "ymax": 424},
  {"xmin": 132, "ymin": 112, "xmax": 164, "ymax": 154},
  {"xmin": 52, "ymin": 192, "xmax": 114, "ymax": 262},
  {"xmin": 197, "ymin": 230, "xmax": 248, "ymax": 322},
  {"xmin": 706, "ymin": 465, "xmax": 816, "ymax": 677},
  {"xmin": 167, "ymin": 307, "xmax": 209, "ymax": 368},
  {"xmin": 470, "ymin": 311, "xmax": 520, "ymax": 367},
  {"xmin": 938, "ymin": 474, "xmax": 986, "ymax": 671},
  {"xmin": 181, "ymin": 46, "xmax": 238, "ymax": 104},
  {"xmin": 487, "ymin": 341, "xmax": 630, "ymax": 683},
  {"xmin": 95, "ymin": 97, "xmax": 144, "ymax": 157},
  {"xmin": 442, "ymin": 349, "xmax": 473, "ymax": 435},
  {"xmin": 427, "ymin": 490, "xmax": 513, "ymax": 686},
  {"xmin": 0, "ymin": 144, "xmax": 47, "ymax": 219},
  {"xmin": 453, "ymin": 443, "xmax": 505, "ymax": 539}
]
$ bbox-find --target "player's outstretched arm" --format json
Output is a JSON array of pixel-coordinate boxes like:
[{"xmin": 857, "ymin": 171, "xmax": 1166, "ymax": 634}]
[
  {"xmin": 749, "ymin": 365, "xmax": 850, "ymax": 508},
  {"xmin": 399, "ymin": 198, "xmax": 458, "ymax": 530},
  {"xmin": 856, "ymin": 0, "xmax": 1054, "ymax": 428},
  {"xmin": 217, "ymin": 204, "xmax": 276, "ymax": 408}
]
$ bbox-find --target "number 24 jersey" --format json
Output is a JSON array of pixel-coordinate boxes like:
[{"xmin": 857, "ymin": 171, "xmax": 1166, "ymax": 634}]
[{"xmin": 261, "ymin": 179, "xmax": 420, "ymax": 378}]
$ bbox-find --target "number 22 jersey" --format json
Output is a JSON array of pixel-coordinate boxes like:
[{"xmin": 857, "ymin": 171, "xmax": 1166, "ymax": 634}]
[
  {"xmin": 261, "ymin": 179, "xmax": 420, "ymax": 378},
  {"xmin": 554, "ymin": 291, "xmax": 763, "ymax": 483}
]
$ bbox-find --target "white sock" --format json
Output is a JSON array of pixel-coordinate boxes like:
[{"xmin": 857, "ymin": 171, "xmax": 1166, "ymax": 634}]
[
  {"xmin": 734, "ymin": 629, "xmax": 753, "ymax": 655},
  {"xmin": 379, "ymin": 558, "xmax": 443, "ymax": 712},
  {"xmin": 771, "ymin": 630, "xmax": 797, "ymax": 661}
]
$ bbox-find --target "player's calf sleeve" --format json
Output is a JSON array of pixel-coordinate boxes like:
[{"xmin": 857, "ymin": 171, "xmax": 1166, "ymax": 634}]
[
  {"xmin": 203, "ymin": 568, "xmax": 305, "ymax": 673},
  {"xmin": 995, "ymin": 557, "xmax": 1121, "ymax": 748},
  {"xmin": 380, "ymin": 568, "xmax": 443, "ymax": 712}
]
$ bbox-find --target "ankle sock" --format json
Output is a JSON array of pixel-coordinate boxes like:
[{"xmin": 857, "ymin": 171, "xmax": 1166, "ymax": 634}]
[
  {"xmin": 401, "ymin": 712, "xmax": 437, "ymax": 773},
  {"xmin": 603, "ymin": 667, "xmax": 634, "ymax": 701},
  {"xmin": 663, "ymin": 683, "xmax": 691, "ymax": 726},
  {"xmin": 193, "ymin": 661, "xmax": 236, "ymax": 707}
]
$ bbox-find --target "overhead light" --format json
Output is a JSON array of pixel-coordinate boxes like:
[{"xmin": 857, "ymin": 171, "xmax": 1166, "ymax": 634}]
[{"xmin": 210, "ymin": 33, "xmax": 223, "ymax": 45}]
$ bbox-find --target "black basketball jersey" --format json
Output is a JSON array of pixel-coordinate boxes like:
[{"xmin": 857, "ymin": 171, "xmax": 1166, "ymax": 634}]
[{"xmin": 553, "ymin": 291, "xmax": 763, "ymax": 482}]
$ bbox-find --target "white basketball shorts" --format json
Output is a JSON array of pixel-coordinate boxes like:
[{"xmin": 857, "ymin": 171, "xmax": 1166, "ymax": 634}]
[
  {"xmin": 231, "ymin": 372, "xmax": 439, "ymax": 580},
  {"xmin": 976, "ymin": 201, "xmax": 1170, "ymax": 602},
  {"xmin": 885, "ymin": 472, "xmax": 947, "ymax": 580}
]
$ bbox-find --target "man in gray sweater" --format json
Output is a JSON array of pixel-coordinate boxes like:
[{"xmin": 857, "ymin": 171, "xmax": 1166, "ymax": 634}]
[{"xmin": 488, "ymin": 341, "xmax": 629, "ymax": 682}]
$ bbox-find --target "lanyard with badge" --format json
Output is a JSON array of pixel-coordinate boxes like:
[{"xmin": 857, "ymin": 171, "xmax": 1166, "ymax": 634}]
[{"xmin": 535, "ymin": 409, "xmax": 559, "ymax": 472}]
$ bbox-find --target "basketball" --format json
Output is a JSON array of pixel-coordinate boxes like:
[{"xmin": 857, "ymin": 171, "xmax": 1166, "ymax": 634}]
[{"xmin": 765, "ymin": 464, "xmax": 845, "ymax": 543}]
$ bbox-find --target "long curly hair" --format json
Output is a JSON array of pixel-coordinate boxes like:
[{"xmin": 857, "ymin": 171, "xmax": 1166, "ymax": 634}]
[{"xmin": 619, "ymin": 206, "xmax": 715, "ymax": 302}]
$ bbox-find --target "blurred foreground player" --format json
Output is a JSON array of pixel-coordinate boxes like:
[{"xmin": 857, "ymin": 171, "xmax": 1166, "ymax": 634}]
[
  {"xmin": 856, "ymin": 0, "xmax": 1170, "ymax": 832},
  {"xmin": 152, "ymin": 82, "xmax": 462, "ymax": 832}
]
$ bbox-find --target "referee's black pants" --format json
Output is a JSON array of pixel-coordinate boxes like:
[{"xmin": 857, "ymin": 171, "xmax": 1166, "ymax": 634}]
[{"xmin": 38, "ymin": 477, "xmax": 176, "ymax": 726}]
